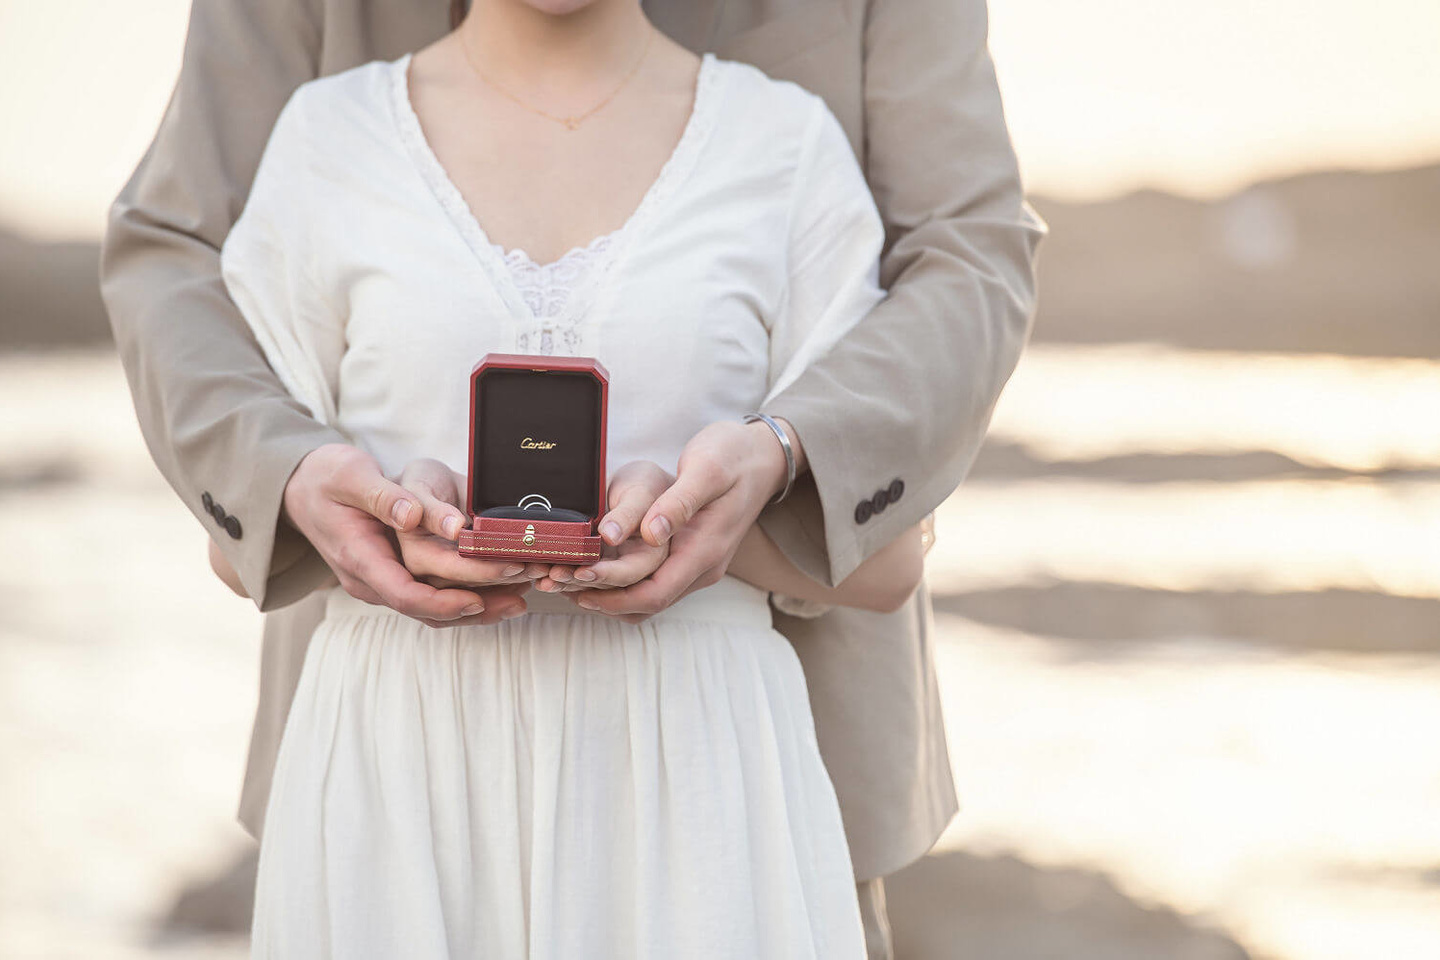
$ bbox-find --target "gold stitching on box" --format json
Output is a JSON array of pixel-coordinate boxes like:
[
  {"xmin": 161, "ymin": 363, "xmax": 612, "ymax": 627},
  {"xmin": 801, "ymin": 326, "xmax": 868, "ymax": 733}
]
[{"xmin": 459, "ymin": 544, "xmax": 599, "ymax": 559}]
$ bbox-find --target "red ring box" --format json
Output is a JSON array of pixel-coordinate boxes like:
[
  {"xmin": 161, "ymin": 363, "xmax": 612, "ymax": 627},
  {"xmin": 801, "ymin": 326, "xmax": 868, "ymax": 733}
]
[{"xmin": 457, "ymin": 354, "xmax": 609, "ymax": 564}]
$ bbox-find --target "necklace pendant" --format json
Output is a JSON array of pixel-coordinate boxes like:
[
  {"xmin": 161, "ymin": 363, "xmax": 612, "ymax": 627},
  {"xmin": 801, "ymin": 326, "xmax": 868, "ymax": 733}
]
[{"xmin": 562, "ymin": 116, "xmax": 581, "ymax": 131}]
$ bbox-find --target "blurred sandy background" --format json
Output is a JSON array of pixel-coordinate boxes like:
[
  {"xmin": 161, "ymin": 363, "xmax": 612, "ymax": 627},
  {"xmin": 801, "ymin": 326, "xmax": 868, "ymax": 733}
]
[{"xmin": 2, "ymin": 1, "xmax": 1439, "ymax": 958}]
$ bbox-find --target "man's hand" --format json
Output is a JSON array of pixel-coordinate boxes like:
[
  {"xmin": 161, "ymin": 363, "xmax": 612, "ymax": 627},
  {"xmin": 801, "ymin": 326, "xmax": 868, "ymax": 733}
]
[
  {"xmin": 282, "ymin": 444, "xmax": 528, "ymax": 627},
  {"xmin": 566, "ymin": 419, "xmax": 802, "ymax": 619},
  {"xmin": 535, "ymin": 460, "xmax": 673, "ymax": 595}
]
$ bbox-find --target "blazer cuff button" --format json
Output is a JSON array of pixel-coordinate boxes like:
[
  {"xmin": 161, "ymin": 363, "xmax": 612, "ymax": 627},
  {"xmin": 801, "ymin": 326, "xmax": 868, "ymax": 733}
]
[{"xmin": 224, "ymin": 515, "xmax": 243, "ymax": 540}]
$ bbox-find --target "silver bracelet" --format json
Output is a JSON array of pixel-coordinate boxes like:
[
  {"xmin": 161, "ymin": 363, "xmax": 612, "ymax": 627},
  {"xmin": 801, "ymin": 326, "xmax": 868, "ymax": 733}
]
[{"xmin": 743, "ymin": 413, "xmax": 796, "ymax": 505}]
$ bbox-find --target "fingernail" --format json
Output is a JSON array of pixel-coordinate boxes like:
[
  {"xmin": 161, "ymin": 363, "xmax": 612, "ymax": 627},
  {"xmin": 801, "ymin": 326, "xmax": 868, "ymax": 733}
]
[
  {"xmin": 574, "ymin": 568, "xmax": 597, "ymax": 582},
  {"xmin": 503, "ymin": 564, "xmax": 524, "ymax": 577},
  {"xmin": 601, "ymin": 520, "xmax": 622, "ymax": 543},
  {"xmin": 461, "ymin": 603, "xmax": 483, "ymax": 616},
  {"xmin": 576, "ymin": 597, "xmax": 598, "ymax": 610},
  {"xmin": 442, "ymin": 515, "xmax": 462, "ymax": 539},
  {"xmin": 392, "ymin": 499, "xmax": 415, "ymax": 526},
  {"xmin": 650, "ymin": 516, "xmax": 672, "ymax": 542},
  {"xmin": 501, "ymin": 607, "xmax": 526, "ymax": 620}
]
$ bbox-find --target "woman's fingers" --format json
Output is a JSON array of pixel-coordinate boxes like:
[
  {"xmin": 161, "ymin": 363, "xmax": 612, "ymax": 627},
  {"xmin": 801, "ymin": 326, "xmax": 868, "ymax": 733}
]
[
  {"xmin": 414, "ymin": 487, "xmax": 467, "ymax": 540},
  {"xmin": 637, "ymin": 431, "xmax": 744, "ymax": 547},
  {"xmin": 598, "ymin": 460, "xmax": 674, "ymax": 545},
  {"xmin": 573, "ymin": 537, "xmax": 668, "ymax": 590},
  {"xmin": 639, "ymin": 420, "xmax": 787, "ymax": 549},
  {"xmin": 398, "ymin": 458, "xmax": 468, "ymax": 540},
  {"xmin": 573, "ymin": 523, "xmax": 729, "ymax": 618},
  {"xmin": 397, "ymin": 526, "xmax": 534, "ymax": 585},
  {"xmin": 533, "ymin": 463, "xmax": 675, "ymax": 592}
]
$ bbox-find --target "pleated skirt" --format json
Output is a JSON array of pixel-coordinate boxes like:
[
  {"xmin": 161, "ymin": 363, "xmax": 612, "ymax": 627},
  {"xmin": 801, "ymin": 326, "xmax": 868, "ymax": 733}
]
[{"xmin": 250, "ymin": 578, "xmax": 864, "ymax": 959}]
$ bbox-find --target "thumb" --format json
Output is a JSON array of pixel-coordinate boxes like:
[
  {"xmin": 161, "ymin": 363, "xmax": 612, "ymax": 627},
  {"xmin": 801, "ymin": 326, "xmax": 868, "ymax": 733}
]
[
  {"xmin": 640, "ymin": 459, "xmax": 732, "ymax": 547},
  {"xmin": 331, "ymin": 456, "xmax": 423, "ymax": 532},
  {"xmin": 598, "ymin": 461, "xmax": 673, "ymax": 545},
  {"xmin": 399, "ymin": 458, "xmax": 463, "ymax": 506},
  {"xmin": 399, "ymin": 459, "xmax": 468, "ymax": 539}
]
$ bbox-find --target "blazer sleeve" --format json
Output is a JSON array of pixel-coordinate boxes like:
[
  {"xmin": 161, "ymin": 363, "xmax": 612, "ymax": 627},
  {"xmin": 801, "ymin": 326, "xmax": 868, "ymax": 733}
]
[
  {"xmin": 99, "ymin": 0, "xmax": 342, "ymax": 610},
  {"xmin": 756, "ymin": 0, "xmax": 1047, "ymax": 586}
]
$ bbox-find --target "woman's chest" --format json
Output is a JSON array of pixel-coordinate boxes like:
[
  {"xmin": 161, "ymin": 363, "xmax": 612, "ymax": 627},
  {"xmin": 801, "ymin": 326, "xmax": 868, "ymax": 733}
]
[
  {"xmin": 425, "ymin": 123, "xmax": 689, "ymax": 268},
  {"xmin": 324, "ymin": 190, "xmax": 790, "ymax": 473},
  {"xmin": 411, "ymin": 66, "xmax": 700, "ymax": 267}
]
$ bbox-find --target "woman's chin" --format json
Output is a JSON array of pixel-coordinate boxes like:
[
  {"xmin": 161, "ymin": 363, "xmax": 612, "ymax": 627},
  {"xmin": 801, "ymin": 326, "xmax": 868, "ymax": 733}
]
[{"xmin": 517, "ymin": 0, "xmax": 607, "ymax": 17}]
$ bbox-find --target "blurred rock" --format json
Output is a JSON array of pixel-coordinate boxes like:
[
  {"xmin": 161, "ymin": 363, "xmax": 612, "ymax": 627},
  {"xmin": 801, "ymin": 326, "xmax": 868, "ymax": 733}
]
[
  {"xmin": 888, "ymin": 852, "xmax": 1252, "ymax": 960},
  {"xmin": 969, "ymin": 442, "xmax": 1440, "ymax": 484},
  {"xmin": 1031, "ymin": 163, "xmax": 1440, "ymax": 358},
  {"xmin": 932, "ymin": 582, "xmax": 1440, "ymax": 655},
  {"xmin": 5, "ymin": 162, "xmax": 1439, "ymax": 358},
  {"xmin": 159, "ymin": 847, "xmax": 256, "ymax": 937},
  {"xmin": 0, "ymin": 228, "xmax": 107, "ymax": 349}
]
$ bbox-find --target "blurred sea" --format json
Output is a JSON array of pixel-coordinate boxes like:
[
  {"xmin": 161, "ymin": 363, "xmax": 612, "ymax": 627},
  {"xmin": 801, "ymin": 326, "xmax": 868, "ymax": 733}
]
[{"xmin": 4, "ymin": 329, "xmax": 1438, "ymax": 959}]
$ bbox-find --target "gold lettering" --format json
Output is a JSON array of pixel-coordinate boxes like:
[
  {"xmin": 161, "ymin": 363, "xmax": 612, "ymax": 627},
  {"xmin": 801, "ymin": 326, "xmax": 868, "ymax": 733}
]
[{"xmin": 520, "ymin": 437, "xmax": 557, "ymax": 451}]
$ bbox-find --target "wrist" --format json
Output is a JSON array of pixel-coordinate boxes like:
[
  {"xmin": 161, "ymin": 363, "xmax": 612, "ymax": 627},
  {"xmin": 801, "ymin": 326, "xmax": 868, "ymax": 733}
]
[
  {"xmin": 743, "ymin": 416, "xmax": 794, "ymax": 503},
  {"xmin": 770, "ymin": 416, "xmax": 807, "ymax": 477},
  {"xmin": 282, "ymin": 446, "xmax": 320, "ymax": 528},
  {"xmin": 281, "ymin": 451, "xmax": 315, "ymax": 532},
  {"xmin": 281, "ymin": 442, "xmax": 346, "ymax": 532}
]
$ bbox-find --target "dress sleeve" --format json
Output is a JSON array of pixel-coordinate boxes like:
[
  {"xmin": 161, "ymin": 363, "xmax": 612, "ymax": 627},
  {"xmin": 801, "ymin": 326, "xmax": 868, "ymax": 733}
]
[
  {"xmin": 764, "ymin": 100, "xmax": 886, "ymax": 404},
  {"xmin": 219, "ymin": 88, "xmax": 343, "ymax": 429},
  {"xmin": 764, "ymin": 100, "xmax": 887, "ymax": 618}
]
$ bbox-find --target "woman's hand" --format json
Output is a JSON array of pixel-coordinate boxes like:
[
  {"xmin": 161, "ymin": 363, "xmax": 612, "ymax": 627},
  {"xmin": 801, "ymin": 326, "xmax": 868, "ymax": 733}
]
[
  {"xmin": 207, "ymin": 539, "xmax": 251, "ymax": 597},
  {"xmin": 564, "ymin": 419, "xmax": 800, "ymax": 619},
  {"xmin": 393, "ymin": 457, "xmax": 538, "ymax": 597},
  {"xmin": 534, "ymin": 460, "xmax": 673, "ymax": 595}
]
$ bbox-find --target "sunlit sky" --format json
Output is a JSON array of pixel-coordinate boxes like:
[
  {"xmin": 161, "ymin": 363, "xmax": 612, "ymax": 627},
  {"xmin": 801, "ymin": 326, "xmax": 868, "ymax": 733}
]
[{"xmin": 0, "ymin": 0, "xmax": 1437, "ymax": 239}]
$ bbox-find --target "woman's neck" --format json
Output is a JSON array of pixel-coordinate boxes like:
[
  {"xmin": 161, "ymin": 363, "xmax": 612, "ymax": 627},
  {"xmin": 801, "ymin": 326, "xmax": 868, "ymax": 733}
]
[{"xmin": 459, "ymin": 0, "xmax": 652, "ymax": 94}]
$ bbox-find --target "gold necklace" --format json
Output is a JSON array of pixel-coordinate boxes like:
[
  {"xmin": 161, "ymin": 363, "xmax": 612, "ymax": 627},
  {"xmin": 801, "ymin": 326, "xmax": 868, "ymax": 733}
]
[{"xmin": 460, "ymin": 27, "xmax": 656, "ymax": 131}]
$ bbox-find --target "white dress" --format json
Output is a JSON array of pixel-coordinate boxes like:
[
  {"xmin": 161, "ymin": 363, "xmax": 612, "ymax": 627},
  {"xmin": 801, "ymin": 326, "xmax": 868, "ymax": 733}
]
[{"xmin": 223, "ymin": 52, "xmax": 886, "ymax": 960}]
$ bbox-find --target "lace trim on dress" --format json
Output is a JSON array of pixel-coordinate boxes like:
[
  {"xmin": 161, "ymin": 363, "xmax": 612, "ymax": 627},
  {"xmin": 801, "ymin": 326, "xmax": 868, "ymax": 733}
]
[
  {"xmin": 492, "ymin": 233, "xmax": 619, "ymax": 355},
  {"xmin": 390, "ymin": 52, "xmax": 728, "ymax": 356}
]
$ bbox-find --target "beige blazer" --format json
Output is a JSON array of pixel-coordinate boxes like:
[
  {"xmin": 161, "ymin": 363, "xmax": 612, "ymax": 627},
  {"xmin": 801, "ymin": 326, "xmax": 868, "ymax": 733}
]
[{"xmin": 101, "ymin": 0, "xmax": 1043, "ymax": 882}]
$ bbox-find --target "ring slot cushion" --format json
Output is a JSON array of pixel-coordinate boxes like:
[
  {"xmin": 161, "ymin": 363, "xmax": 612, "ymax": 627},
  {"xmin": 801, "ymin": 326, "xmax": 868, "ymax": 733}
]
[{"xmin": 457, "ymin": 354, "xmax": 609, "ymax": 563}]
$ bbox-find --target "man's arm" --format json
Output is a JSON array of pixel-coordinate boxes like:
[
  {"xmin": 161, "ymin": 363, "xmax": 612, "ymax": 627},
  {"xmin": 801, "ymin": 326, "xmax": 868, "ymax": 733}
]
[
  {"xmin": 757, "ymin": 0, "xmax": 1045, "ymax": 585},
  {"xmin": 101, "ymin": 0, "xmax": 336, "ymax": 609},
  {"xmin": 100, "ymin": 0, "xmax": 519, "ymax": 623}
]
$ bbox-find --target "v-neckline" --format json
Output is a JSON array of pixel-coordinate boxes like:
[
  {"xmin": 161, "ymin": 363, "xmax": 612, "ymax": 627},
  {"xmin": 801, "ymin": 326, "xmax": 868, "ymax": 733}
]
[{"xmin": 389, "ymin": 51, "xmax": 725, "ymax": 352}]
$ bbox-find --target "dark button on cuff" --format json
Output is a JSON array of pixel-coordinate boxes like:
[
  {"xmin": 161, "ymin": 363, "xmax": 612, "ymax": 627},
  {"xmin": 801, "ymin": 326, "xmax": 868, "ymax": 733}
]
[
  {"xmin": 888, "ymin": 478, "xmax": 905, "ymax": 503},
  {"xmin": 871, "ymin": 490, "xmax": 889, "ymax": 514},
  {"xmin": 201, "ymin": 491, "xmax": 214, "ymax": 515},
  {"xmin": 854, "ymin": 499, "xmax": 873, "ymax": 524},
  {"xmin": 223, "ymin": 515, "xmax": 243, "ymax": 540},
  {"xmin": 209, "ymin": 500, "xmax": 227, "ymax": 524}
]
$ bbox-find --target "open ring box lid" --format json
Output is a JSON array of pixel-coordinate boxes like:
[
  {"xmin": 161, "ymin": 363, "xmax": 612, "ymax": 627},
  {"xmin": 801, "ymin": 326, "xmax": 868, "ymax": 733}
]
[{"xmin": 458, "ymin": 353, "xmax": 609, "ymax": 564}]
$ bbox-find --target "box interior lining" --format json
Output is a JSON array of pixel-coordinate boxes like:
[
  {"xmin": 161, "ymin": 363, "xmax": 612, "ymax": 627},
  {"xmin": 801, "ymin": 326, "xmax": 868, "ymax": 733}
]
[{"xmin": 470, "ymin": 367, "xmax": 603, "ymax": 520}]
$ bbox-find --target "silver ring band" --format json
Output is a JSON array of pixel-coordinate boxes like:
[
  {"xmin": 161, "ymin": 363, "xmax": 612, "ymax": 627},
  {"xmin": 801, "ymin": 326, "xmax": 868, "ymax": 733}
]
[{"xmin": 743, "ymin": 413, "xmax": 796, "ymax": 505}]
